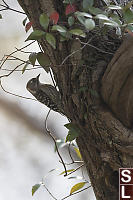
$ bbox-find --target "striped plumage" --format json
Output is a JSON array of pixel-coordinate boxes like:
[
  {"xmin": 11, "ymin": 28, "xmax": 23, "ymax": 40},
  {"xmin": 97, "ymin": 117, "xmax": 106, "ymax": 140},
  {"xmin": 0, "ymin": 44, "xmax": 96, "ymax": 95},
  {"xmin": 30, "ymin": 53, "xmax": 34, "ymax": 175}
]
[{"xmin": 26, "ymin": 74, "xmax": 64, "ymax": 114}]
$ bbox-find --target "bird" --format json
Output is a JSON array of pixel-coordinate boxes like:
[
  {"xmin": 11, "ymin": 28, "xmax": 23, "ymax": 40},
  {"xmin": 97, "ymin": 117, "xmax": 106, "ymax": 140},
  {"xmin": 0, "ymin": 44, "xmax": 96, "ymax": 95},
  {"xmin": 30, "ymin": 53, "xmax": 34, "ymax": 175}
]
[{"xmin": 26, "ymin": 74, "xmax": 64, "ymax": 114}]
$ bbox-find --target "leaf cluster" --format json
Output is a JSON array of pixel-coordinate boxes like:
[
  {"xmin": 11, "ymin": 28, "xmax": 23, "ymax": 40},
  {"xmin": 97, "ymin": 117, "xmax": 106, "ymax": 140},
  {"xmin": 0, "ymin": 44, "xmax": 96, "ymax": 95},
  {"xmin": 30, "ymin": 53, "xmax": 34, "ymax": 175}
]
[{"xmin": 25, "ymin": 0, "xmax": 133, "ymax": 48}]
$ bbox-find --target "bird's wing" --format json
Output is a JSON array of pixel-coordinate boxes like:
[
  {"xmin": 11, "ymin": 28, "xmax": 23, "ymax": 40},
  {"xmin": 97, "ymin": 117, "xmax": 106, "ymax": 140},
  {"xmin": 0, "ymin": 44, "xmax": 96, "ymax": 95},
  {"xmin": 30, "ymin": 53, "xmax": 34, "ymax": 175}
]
[
  {"xmin": 40, "ymin": 84, "xmax": 65, "ymax": 115},
  {"xmin": 40, "ymin": 84, "xmax": 61, "ymax": 102}
]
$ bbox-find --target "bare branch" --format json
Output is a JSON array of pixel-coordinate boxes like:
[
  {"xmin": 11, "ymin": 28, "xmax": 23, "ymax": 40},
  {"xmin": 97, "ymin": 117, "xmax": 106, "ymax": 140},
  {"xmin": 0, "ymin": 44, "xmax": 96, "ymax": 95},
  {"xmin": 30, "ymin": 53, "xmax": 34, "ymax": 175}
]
[
  {"xmin": 68, "ymin": 143, "xmax": 75, "ymax": 163},
  {"xmin": 42, "ymin": 182, "xmax": 91, "ymax": 200},
  {"xmin": 0, "ymin": 62, "xmax": 25, "ymax": 78},
  {"xmin": 2, "ymin": 0, "xmax": 8, "ymax": 7},
  {"xmin": 61, "ymin": 186, "xmax": 91, "ymax": 200},
  {"xmin": 1, "ymin": 66, "xmax": 42, "ymax": 72},
  {"xmin": 0, "ymin": 2, "xmax": 25, "ymax": 14},
  {"xmin": 60, "ymin": 36, "xmax": 95, "ymax": 66},
  {"xmin": 59, "ymin": 160, "xmax": 84, "ymax": 165},
  {"xmin": 66, "ymin": 164, "xmax": 85, "ymax": 177},
  {"xmin": 0, "ymin": 80, "xmax": 36, "ymax": 101},
  {"xmin": 78, "ymin": 39, "xmax": 114, "ymax": 55},
  {"xmin": 44, "ymin": 110, "xmax": 68, "ymax": 176},
  {"xmin": 42, "ymin": 183, "xmax": 58, "ymax": 200},
  {"xmin": 0, "ymin": 41, "xmax": 35, "ymax": 69}
]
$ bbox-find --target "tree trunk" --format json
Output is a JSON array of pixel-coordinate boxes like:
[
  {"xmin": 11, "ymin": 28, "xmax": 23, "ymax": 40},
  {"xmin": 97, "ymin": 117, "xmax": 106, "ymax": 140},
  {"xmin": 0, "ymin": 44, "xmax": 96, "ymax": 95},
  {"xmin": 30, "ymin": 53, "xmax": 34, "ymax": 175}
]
[{"xmin": 17, "ymin": 1, "xmax": 133, "ymax": 199}]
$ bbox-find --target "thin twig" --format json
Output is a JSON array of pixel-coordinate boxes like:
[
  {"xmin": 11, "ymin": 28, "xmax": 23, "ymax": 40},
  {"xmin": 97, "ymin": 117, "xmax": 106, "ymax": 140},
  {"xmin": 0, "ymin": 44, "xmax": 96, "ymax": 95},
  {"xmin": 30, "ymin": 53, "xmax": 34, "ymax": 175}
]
[
  {"xmin": 44, "ymin": 110, "xmax": 68, "ymax": 176},
  {"xmin": 0, "ymin": 41, "xmax": 35, "ymax": 69},
  {"xmin": 60, "ymin": 36, "xmax": 94, "ymax": 66},
  {"xmin": 68, "ymin": 143, "xmax": 74, "ymax": 163},
  {"xmin": 0, "ymin": 55, "xmax": 6, "ymax": 65},
  {"xmin": 15, "ymin": 48, "xmax": 33, "ymax": 54},
  {"xmin": 0, "ymin": 8, "xmax": 7, "ymax": 11},
  {"xmin": 0, "ymin": 3, "xmax": 25, "ymax": 14},
  {"xmin": 0, "ymin": 58, "xmax": 16, "ymax": 61},
  {"xmin": 66, "ymin": 163, "xmax": 85, "ymax": 176},
  {"xmin": 0, "ymin": 62, "xmax": 24, "ymax": 78},
  {"xmin": 42, "ymin": 183, "xmax": 58, "ymax": 200},
  {"xmin": 78, "ymin": 39, "xmax": 114, "ymax": 55},
  {"xmin": 4, "ymin": 55, "xmax": 31, "ymax": 64},
  {"xmin": 2, "ymin": 0, "xmax": 9, "ymax": 7},
  {"xmin": 60, "ymin": 29, "xmax": 110, "ymax": 66},
  {"xmin": 42, "ymin": 182, "xmax": 91, "ymax": 200},
  {"xmin": 61, "ymin": 186, "xmax": 91, "ymax": 200},
  {"xmin": 0, "ymin": 81, "xmax": 36, "ymax": 101},
  {"xmin": 1, "ymin": 66, "xmax": 42, "ymax": 72},
  {"xmin": 59, "ymin": 160, "xmax": 84, "ymax": 165}
]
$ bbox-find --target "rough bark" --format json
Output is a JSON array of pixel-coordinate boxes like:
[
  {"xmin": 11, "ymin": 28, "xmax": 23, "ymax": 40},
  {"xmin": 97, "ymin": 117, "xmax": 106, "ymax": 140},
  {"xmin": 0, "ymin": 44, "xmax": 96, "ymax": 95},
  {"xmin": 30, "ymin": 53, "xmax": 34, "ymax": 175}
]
[{"xmin": 17, "ymin": 1, "xmax": 133, "ymax": 200}]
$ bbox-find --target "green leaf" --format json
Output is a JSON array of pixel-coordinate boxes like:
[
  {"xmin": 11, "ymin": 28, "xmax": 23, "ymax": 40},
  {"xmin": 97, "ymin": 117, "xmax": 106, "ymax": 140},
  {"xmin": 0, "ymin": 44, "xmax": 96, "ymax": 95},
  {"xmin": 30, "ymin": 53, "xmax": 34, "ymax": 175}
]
[
  {"xmin": 0, "ymin": 14, "xmax": 2, "ymax": 19},
  {"xmin": 112, "ymin": 19, "xmax": 121, "ymax": 26},
  {"xmin": 22, "ymin": 17, "xmax": 27, "ymax": 26},
  {"xmin": 65, "ymin": 123, "xmax": 80, "ymax": 142},
  {"xmin": 60, "ymin": 31, "xmax": 71, "ymax": 39},
  {"xmin": 52, "ymin": 25, "xmax": 69, "ymax": 38},
  {"xmin": 37, "ymin": 52, "xmax": 50, "ymax": 72},
  {"xmin": 77, "ymin": 16, "xmax": 86, "ymax": 25},
  {"xmin": 25, "ymin": 30, "xmax": 45, "ymax": 41},
  {"xmin": 60, "ymin": 169, "xmax": 74, "ymax": 175},
  {"xmin": 110, "ymin": 14, "xmax": 120, "ymax": 20},
  {"xmin": 110, "ymin": 14, "xmax": 121, "ymax": 26},
  {"xmin": 127, "ymin": 24, "xmax": 133, "ymax": 32},
  {"xmin": 68, "ymin": 176, "xmax": 83, "ymax": 180},
  {"xmin": 48, "ymin": 168, "xmax": 58, "ymax": 173},
  {"xmin": 52, "ymin": 25, "xmax": 67, "ymax": 32},
  {"xmin": 32, "ymin": 184, "xmax": 41, "ymax": 196},
  {"xmin": 108, "ymin": 5, "xmax": 122, "ymax": 10},
  {"xmin": 95, "ymin": 14, "xmax": 109, "ymax": 21},
  {"xmin": 60, "ymin": 36, "xmax": 67, "ymax": 42},
  {"xmin": 69, "ymin": 29, "xmax": 86, "ymax": 38},
  {"xmin": 85, "ymin": 19, "xmax": 95, "ymax": 30},
  {"xmin": 83, "ymin": 0, "xmax": 94, "ymax": 10},
  {"xmin": 66, "ymin": 130, "xmax": 79, "ymax": 142},
  {"xmin": 103, "ymin": 20, "xmax": 119, "ymax": 28},
  {"xmin": 123, "ymin": 8, "xmax": 133, "ymax": 23},
  {"xmin": 68, "ymin": 16, "xmax": 75, "ymax": 26},
  {"xmin": 74, "ymin": 147, "xmax": 82, "ymax": 160},
  {"xmin": 22, "ymin": 62, "xmax": 29, "ymax": 74},
  {"xmin": 88, "ymin": 6, "xmax": 104, "ymax": 15},
  {"xmin": 70, "ymin": 182, "xmax": 86, "ymax": 194},
  {"xmin": 29, "ymin": 52, "xmax": 37, "ymax": 66},
  {"xmin": 64, "ymin": 123, "xmax": 76, "ymax": 130},
  {"xmin": 39, "ymin": 13, "xmax": 49, "ymax": 30},
  {"xmin": 75, "ymin": 11, "xmax": 92, "ymax": 18},
  {"xmin": 46, "ymin": 33, "xmax": 56, "ymax": 49}
]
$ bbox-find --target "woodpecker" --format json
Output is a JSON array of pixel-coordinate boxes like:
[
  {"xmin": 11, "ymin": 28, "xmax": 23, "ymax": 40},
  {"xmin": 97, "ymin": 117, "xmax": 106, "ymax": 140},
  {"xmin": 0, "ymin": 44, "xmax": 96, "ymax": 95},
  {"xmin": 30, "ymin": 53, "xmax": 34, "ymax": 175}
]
[{"xmin": 26, "ymin": 74, "xmax": 64, "ymax": 114}]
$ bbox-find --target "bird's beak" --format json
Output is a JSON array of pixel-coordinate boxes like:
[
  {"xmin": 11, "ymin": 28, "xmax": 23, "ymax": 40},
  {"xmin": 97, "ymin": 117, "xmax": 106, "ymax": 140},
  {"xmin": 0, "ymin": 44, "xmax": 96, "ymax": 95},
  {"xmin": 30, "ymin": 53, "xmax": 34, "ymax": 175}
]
[
  {"xmin": 36, "ymin": 74, "xmax": 40, "ymax": 81},
  {"xmin": 36, "ymin": 74, "xmax": 40, "ymax": 87}
]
